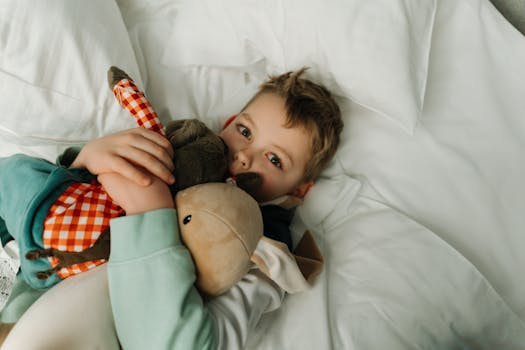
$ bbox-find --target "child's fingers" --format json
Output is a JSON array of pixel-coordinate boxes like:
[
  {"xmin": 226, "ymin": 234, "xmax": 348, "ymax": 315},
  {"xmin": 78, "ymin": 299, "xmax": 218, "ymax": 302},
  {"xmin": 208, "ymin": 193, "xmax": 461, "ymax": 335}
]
[
  {"xmin": 110, "ymin": 157, "xmax": 153, "ymax": 187},
  {"xmin": 119, "ymin": 146, "xmax": 175, "ymax": 185},
  {"xmin": 124, "ymin": 143, "xmax": 174, "ymax": 184},
  {"xmin": 135, "ymin": 128, "xmax": 175, "ymax": 159},
  {"xmin": 127, "ymin": 129, "xmax": 175, "ymax": 172},
  {"xmin": 114, "ymin": 129, "xmax": 174, "ymax": 184},
  {"xmin": 114, "ymin": 145, "xmax": 174, "ymax": 184},
  {"xmin": 72, "ymin": 127, "xmax": 176, "ymax": 185}
]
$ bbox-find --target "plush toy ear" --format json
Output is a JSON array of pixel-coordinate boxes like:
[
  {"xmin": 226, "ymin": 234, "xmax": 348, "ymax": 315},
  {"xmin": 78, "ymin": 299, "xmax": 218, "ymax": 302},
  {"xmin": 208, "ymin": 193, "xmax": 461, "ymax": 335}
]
[
  {"xmin": 250, "ymin": 231, "xmax": 324, "ymax": 294},
  {"xmin": 165, "ymin": 119, "xmax": 213, "ymax": 149},
  {"xmin": 291, "ymin": 231, "xmax": 324, "ymax": 283}
]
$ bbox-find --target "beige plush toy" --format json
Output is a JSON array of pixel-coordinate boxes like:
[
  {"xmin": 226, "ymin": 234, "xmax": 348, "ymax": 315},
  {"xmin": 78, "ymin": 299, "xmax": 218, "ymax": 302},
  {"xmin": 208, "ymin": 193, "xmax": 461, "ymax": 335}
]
[
  {"xmin": 162, "ymin": 181, "xmax": 324, "ymax": 296},
  {"xmin": 175, "ymin": 182, "xmax": 263, "ymax": 296}
]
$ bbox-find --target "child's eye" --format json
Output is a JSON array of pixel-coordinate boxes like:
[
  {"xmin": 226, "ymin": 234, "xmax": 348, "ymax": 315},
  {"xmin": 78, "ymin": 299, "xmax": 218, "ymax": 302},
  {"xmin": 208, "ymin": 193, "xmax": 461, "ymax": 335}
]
[
  {"xmin": 267, "ymin": 153, "xmax": 282, "ymax": 169},
  {"xmin": 237, "ymin": 124, "xmax": 251, "ymax": 139}
]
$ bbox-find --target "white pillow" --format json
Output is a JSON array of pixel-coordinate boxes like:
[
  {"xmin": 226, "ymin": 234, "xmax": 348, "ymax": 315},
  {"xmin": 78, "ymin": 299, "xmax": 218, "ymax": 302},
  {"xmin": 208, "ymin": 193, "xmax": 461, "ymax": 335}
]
[
  {"xmin": 0, "ymin": 0, "xmax": 141, "ymax": 153},
  {"xmin": 117, "ymin": 0, "xmax": 267, "ymax": 133},
  {"xmin": 161, "ymin": 0, "xmax": 437, "ymax": 134}
]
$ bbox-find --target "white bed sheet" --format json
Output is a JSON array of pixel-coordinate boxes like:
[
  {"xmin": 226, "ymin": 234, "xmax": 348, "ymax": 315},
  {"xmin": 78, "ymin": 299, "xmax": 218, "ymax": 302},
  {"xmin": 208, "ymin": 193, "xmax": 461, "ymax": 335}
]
[
  {"xmin": 1, "ymin": 0, "xmax": 525, "ymax": 348},
  {"xmin": 337, "ymin": 0, "xmax": 525, "ymax": 321},
  {"xmin": 240, "ymin": 0, "xmax": 525, "ymax": 347}
]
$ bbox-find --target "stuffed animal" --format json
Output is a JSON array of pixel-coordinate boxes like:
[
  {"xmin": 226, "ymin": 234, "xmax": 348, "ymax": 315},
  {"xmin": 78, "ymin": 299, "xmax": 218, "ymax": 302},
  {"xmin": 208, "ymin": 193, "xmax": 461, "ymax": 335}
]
[
  {"xmin": 174, "ymin": 182, "xmax": 263, "ymax": 295},
  {"xmin": 0, "ymin": 66, "xmax": 322, "ymax": 298},
  {"xmin": 107, "ymin": 66, "xmax": 261, "ymax": 197},
  {"xmin": 0, "ymin": 67, "xmax": 260, "ymax": 295},
  {"xmin": 102, "ymin": 67, "xmax": 323, "ymax": 296},
  {"xmin": 103, "ymin": 67, "xmax": 307, "ymax": 297}
]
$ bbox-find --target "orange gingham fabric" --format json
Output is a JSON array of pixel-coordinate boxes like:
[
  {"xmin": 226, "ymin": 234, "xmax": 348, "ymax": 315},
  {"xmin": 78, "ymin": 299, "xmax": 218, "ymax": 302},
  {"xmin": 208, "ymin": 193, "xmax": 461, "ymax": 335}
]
[
  {"xmin": 43, "ymin": 182, "xmax": 125, "ymax": 278},
  {"xmin": 42, "ymin": 77, "xmax": 164, "ymax": 279},
  {"xmin": 112, "ymin": 78, "xmax": 165, "ymax": 136}
]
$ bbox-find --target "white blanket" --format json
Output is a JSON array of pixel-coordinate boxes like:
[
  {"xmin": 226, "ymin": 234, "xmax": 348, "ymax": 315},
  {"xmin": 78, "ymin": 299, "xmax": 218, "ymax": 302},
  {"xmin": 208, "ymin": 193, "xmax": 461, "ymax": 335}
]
[{"xmin": 1, "ymin": 0, "xmax": 524, "ymax": 348}]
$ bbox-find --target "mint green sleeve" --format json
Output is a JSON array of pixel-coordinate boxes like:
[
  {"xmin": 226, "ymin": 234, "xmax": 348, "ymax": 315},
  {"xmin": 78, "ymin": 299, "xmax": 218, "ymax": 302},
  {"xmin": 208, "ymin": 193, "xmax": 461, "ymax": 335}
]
[{"xmin": 107, "ymin": 208, "xmax": 216, "ymax": 350}]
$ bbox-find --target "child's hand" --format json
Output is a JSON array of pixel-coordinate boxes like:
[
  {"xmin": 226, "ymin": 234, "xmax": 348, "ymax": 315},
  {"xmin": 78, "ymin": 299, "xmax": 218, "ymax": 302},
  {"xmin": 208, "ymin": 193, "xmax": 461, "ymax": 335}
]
[
  {"xmin": 72, "ymin": 128, "xmax": 175, "ymax": 186},
  {"xmin": 98, "ymin": 172, "xmax": 174, "ymax": 215}
]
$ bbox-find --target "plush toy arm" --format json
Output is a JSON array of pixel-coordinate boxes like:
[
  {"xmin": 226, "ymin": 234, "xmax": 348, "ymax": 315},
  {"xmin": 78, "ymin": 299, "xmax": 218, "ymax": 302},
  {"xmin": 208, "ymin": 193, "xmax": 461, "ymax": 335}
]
[
  {"xmin": 108, "ymin": 66, "xmax": 165, "ymax": 136},
  {"xmin": 250, "ymin": 231, "xmax": 324, "ymax": 294},
  {"xmin": 25, "ymin": 229, "xmax": 111, "ymax": 280}
]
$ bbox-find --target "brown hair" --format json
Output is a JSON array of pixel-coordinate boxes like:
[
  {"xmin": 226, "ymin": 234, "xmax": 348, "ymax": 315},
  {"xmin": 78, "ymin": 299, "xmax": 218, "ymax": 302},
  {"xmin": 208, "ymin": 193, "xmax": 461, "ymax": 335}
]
[{"xmin": 243, "ymin": 68, "xmax": 343, "ymax": 182}]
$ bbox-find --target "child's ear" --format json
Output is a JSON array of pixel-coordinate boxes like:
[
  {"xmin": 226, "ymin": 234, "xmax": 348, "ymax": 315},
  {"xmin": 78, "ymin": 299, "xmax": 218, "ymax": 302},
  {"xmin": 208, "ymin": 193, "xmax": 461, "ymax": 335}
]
[{"xmin": 292, "ymin": 181, "xmax": 314, "ymax": 199}]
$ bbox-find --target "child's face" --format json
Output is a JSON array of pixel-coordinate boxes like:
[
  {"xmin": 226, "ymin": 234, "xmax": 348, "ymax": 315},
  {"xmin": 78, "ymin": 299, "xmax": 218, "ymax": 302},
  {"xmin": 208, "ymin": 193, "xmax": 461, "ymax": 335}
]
[{"xmin": 219, "ymin": 93, "xmax": 312, "ymax": 202}]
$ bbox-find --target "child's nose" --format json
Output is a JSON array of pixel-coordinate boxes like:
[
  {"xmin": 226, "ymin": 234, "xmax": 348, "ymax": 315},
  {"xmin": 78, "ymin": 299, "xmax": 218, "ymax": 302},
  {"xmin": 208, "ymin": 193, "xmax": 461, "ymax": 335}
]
[{"xmin": 234, "ymin": 150, "xmax": 251, "ymax": 169}]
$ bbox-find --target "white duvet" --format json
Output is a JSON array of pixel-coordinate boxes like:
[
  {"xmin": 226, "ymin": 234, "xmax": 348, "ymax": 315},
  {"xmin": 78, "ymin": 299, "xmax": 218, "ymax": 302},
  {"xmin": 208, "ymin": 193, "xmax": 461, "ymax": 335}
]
[{"xmin": 1, "ymin": 0, "xmax": 524, "ymax": 348}]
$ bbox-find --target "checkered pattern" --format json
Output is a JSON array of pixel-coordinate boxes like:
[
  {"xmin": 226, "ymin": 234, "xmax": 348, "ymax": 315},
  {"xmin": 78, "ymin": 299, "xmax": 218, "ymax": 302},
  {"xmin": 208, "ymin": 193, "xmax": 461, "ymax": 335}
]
[
  {"xmin": 113, "ymin": 78, "xmax": 165, "ymax": 136},
  {"xmin": 43, "ymin": 182, "xmax": 124, "ymax": 279},
  {"xmin": 41, "ymin": 76, "xmax": 164, "ymax": 280}
]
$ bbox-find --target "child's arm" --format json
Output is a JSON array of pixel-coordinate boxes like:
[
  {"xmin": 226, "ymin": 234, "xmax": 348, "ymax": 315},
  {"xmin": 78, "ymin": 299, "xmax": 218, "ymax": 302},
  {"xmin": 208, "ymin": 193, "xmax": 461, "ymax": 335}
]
[
  {"xmin": 102, "ymin": 169, "xmax": 285, "ymax": 349},
  {"xmin": 97, "ymin": 172, "xmax": 173, "ymax": 215},
  {"xmin": 207, "ymin": 271, "xmax": 285, "ymax": 348},
  {"xmin": 107, "ymin": 209, "xmax": 284, "ymax": 350},
  {"xmin": 68, "ymin": 127, "xmax": 175, "ymax": 186},
  {"xmin": 108, "ymin": 208, "xmax": 216, "ymax": 349}
]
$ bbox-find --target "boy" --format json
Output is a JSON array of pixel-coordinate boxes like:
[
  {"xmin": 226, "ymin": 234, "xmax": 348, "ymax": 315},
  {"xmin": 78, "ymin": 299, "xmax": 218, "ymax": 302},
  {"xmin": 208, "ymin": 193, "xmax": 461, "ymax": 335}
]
[
  {"xmin": 78, "ymin": 68, "xmax": 342, "ymax": 209},
  {"xmin": 1, "ymin": 69, "xmax": 343, "ymax": 349}
]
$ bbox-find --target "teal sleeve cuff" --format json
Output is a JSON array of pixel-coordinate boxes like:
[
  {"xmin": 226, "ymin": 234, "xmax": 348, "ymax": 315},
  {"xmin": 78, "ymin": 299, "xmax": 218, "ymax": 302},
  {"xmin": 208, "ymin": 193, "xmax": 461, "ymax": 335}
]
[{"xmin": 109, "ymin": 208, "xmax": 181, "ymax": 263}]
